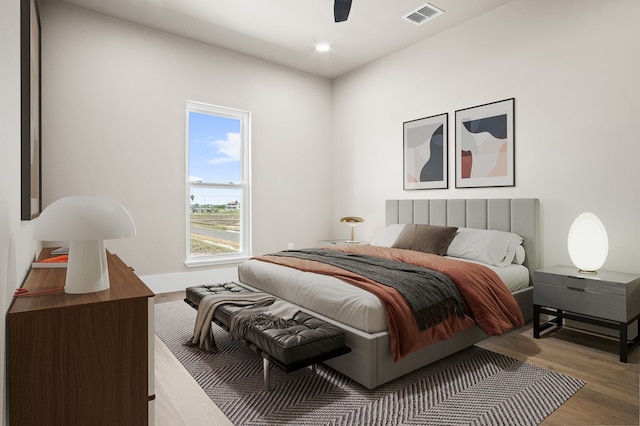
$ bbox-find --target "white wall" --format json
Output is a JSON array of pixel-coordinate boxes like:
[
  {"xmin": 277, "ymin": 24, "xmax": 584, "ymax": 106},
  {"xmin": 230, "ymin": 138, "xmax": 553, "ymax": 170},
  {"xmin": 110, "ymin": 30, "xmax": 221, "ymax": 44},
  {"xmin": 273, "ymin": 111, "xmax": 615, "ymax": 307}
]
[
  {"xmin": 37, "ymin": 0, "xmax": 640, "ymax": 284},
  {"xmin": 331, "ymin": 0, "xmax": 640, "ymax": 274},
  {"xmin": 0, "ymin": 0, "xmax": 40, "ymax": 423},
  {"xmin": 41, "ymin": 1, "xmax": 334, "ymax": 287}
]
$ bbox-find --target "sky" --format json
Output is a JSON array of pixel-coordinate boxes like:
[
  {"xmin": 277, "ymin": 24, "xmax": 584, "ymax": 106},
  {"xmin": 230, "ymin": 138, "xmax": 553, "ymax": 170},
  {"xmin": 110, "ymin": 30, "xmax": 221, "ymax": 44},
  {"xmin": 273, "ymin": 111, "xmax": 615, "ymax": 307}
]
[
  {"xmin": 188, "ymin": 111, "xmax": 242, "ymax": 206},
  {"xmin": 189, "ymin": 111, "xmax": 240, "ymax": 184}
]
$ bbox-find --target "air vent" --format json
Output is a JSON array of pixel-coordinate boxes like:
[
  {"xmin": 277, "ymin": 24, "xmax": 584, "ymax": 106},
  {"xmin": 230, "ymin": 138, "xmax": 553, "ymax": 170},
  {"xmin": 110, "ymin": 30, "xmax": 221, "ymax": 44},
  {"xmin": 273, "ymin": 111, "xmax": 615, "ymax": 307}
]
[{"xmin": 403, "ymin": 2, "xmax": 444, "ymax": 25}]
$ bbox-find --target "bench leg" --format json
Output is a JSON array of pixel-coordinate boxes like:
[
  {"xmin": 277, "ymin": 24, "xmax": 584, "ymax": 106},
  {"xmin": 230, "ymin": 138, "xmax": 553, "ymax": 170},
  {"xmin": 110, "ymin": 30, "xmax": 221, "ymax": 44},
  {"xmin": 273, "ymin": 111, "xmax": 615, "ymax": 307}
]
[{"xmin": 263, "ymin": 358, "xmax": 271, "ymax": 391}]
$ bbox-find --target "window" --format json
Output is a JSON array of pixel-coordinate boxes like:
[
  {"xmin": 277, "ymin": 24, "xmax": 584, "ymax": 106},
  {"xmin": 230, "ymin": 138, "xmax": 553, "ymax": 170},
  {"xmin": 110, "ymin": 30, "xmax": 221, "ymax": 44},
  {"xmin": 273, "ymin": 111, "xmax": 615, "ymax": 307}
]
[{"xmin": 185, "ymin": 101, "xmax": 251, "ymax": 266}]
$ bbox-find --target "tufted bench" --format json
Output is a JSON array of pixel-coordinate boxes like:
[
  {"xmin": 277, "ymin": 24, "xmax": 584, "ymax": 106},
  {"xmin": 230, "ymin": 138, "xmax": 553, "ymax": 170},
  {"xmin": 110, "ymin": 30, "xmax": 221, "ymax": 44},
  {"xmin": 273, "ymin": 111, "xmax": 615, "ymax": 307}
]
[{"xmin": 184, "ymin": 282, "xmax": 351, "ymax": 390}]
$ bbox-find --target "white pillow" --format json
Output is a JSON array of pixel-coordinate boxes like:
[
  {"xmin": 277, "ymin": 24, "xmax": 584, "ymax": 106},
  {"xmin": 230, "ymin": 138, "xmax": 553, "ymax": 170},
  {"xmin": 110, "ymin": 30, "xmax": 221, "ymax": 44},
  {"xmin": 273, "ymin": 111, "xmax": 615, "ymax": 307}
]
[
  {"xmin": 446, "ymin": 227, "xmax": 523, "ymax": 267},
  {"xmin": 370, "ymin": 224, "xmax": 406, "ymax": 247},
  {"xmin": 513, "ymin": 245, "xmax": 526, "ymax": 265}
]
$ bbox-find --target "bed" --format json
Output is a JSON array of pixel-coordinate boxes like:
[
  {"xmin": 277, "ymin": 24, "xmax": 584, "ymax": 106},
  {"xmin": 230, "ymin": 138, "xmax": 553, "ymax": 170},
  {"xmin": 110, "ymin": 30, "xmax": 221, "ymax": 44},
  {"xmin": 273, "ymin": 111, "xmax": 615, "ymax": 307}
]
[{"xmin": 238, "ymin": 198, "xmax": 540, "ymax": 389}]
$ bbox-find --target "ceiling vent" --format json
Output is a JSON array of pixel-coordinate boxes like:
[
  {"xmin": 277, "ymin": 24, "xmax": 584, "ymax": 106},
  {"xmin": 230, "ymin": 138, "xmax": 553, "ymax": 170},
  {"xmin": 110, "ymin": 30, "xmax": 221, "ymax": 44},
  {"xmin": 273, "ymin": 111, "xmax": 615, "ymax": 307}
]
[{"xmin": 403, "ymin": 2, "xmax": 444, "ymax": 25}]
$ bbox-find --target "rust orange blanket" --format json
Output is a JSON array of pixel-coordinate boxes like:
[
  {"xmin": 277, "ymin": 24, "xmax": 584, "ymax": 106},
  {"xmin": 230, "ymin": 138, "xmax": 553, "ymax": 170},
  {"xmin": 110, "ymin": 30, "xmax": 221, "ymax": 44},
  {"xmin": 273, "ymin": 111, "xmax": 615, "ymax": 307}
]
[{"xmin": 254, "ymin": 245, "xmax": 524, "ymax": 361}]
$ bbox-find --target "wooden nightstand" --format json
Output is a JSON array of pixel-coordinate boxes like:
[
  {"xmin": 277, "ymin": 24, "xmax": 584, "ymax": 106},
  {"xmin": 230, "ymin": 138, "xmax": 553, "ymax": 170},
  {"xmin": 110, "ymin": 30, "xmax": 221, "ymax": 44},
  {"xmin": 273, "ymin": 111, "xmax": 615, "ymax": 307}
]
[{"xmin": 533, "ymin": 265, "xmax": 640, "ymax": 362}]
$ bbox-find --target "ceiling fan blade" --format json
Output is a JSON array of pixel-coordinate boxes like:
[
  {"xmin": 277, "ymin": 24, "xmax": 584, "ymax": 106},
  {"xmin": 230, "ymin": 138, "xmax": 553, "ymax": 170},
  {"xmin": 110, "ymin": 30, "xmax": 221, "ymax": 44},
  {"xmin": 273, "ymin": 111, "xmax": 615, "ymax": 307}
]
[{"xmin": 334, "ymin": 0, "xmax": 352, "ymax": 22}]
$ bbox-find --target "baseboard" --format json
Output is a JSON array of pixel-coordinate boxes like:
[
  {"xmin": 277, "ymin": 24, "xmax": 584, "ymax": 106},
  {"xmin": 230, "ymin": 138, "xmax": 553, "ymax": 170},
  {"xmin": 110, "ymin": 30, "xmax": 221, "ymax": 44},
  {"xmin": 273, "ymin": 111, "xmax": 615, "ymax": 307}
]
[{"xmin": 140, "ymin": 266, "xmax": 239, "ymax": 294}]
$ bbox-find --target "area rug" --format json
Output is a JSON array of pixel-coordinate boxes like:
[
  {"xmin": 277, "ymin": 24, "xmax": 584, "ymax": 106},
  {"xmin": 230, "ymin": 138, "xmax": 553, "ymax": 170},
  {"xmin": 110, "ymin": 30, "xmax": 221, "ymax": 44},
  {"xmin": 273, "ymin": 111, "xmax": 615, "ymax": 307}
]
[{"xmin": 155, "ymin": 300, "xmax": 585, "ymax": 425}]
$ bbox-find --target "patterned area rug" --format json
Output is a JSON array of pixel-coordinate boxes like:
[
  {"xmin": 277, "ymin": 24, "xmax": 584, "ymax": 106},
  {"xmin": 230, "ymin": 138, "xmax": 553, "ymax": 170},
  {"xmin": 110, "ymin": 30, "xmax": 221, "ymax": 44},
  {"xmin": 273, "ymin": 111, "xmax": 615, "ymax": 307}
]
[{"xmin": 155, "ymin": 300, "xmax": 585, "ymax": 426}]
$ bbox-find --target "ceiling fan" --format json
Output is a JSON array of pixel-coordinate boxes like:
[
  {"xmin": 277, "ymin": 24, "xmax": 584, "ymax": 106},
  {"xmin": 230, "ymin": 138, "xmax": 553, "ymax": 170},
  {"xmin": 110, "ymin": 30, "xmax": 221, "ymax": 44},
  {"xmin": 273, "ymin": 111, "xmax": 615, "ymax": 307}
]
[{"xmin": 334, "ymin": 0, "xmax": 352, "ymax": 22}]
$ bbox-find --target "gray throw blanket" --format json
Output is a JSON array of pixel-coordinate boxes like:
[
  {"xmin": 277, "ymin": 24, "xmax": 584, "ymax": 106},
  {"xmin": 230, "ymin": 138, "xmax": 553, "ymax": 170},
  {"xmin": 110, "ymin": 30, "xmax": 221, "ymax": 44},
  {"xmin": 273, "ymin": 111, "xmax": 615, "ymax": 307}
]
[
  {"xmin": 187, "ymin": 290, "xmax": 300, "ymax": 352},
  {"xmin": 229, "ymin": 300, "xmax": 300, "ymax": 341},
  {"xmin": 271, "ymin": 249, "xmax": 465, "ymax": 330},
  {"xmin": 188, "ymin": 291, "xmax": 276, "ymax": 352}
]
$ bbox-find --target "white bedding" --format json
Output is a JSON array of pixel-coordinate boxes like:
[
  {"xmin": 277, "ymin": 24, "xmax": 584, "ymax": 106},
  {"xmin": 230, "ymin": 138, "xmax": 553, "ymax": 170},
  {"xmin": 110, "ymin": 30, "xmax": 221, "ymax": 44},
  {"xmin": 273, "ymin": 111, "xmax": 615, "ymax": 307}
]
[{"xmin": 237, "ymin": 256, "xmax": 529, "ymax": 335}]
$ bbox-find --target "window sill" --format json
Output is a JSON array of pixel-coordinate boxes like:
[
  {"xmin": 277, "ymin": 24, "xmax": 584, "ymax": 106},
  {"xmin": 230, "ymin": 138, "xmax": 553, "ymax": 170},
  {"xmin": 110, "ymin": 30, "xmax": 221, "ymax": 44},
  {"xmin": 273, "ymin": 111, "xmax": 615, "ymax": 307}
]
[{"xmin": 184, "ymin": 255, "xmax": 250, "ymax": 268}]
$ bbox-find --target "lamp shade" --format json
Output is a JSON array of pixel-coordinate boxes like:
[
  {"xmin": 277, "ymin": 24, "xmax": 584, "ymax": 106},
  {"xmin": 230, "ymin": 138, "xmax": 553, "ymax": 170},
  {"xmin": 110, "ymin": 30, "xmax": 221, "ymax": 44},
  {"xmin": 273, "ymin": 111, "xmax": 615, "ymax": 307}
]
[
  {"xmin": 34, "ymin": 196, "xmax": 136, "ymax": 241},
  {"xmin": 567, "ymin": 212, "xmax": 608, "ymax": 274},
  {"xmin": 339, "ymin": 216, "xmax": 364, "ymax": 243},
  {"xmin": 34, "ymin": 196, "xmax": 136, "ymax": 293},
  {"xmin": 339, "ymin": 216, "xmax": 364, "ymax": 224}
]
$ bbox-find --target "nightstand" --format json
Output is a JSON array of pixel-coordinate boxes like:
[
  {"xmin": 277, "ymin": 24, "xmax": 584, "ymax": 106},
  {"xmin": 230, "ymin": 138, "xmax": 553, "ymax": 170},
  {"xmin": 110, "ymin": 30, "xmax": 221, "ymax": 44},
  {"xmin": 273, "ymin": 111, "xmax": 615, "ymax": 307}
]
[
  {"xmin": 533, "ymin": 265, "xmax": 640, "ymax": 362},
  {"xmin": 317, "ymin": 239, "xmax": 370, "ymax": 245}
]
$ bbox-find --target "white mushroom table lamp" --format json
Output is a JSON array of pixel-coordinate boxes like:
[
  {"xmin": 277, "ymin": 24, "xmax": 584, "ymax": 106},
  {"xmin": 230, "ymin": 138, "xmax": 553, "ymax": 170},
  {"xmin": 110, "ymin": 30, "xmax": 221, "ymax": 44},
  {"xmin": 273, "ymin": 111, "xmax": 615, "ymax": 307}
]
[{"xmin": 34, "ymin": 196, "xmax": 136, "ymax": 294}]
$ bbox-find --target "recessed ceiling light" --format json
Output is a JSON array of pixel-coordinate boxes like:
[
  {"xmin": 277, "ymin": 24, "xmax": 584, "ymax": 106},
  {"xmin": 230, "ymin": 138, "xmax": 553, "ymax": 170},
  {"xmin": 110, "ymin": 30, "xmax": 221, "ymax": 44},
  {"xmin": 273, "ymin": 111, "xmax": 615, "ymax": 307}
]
[{"xmin": 315, "ymin": 42, "xmax": 331, "ymax": 52}]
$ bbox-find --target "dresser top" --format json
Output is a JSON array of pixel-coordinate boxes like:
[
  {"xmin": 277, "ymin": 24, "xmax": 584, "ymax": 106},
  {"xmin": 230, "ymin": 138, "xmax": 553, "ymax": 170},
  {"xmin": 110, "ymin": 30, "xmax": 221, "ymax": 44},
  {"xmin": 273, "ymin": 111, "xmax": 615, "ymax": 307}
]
[{"xmin": 9, "ymin": 250, "xmax": 154, "ymax": 314}]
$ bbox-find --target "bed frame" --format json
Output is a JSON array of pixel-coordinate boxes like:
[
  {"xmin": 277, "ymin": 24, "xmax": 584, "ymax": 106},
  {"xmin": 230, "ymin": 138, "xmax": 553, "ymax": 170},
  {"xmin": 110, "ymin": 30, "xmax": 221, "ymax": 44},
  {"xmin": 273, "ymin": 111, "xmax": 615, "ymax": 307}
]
[{"xmin": 243, "ymin": 198, "xmax": 540, "ymax": 389}]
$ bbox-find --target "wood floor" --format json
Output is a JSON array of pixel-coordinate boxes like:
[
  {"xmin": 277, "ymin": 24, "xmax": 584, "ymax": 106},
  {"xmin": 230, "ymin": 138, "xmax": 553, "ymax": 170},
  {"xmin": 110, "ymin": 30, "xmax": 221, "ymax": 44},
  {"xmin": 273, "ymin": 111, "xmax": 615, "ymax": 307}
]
[{"xmin": 153, "ymin": 291, "xmax": 639, "ymax": 425}]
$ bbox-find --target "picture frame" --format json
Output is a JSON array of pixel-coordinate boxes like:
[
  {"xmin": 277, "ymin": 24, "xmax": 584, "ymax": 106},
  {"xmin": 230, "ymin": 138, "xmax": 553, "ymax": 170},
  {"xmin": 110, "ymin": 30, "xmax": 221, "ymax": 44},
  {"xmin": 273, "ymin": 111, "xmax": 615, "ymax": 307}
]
[
  {"xmin": 403, "ymin": 113, "xmax": 448, "ymax": 190},
  {"xmin": 21, "ymin": 0, "xmax": 42, "ymax": 220},
  {"xmin": 455, "ymin": 98, "xmax": 515, "ymax": 188}
]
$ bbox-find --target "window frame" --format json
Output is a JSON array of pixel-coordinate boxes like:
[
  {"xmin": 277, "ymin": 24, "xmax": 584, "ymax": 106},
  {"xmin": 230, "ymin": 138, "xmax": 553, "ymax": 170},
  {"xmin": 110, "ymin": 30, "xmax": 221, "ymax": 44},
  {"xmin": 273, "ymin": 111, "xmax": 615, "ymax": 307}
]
[{"xmin": 184, "ymin": 101, "xmax": 251, "ymax": 267}]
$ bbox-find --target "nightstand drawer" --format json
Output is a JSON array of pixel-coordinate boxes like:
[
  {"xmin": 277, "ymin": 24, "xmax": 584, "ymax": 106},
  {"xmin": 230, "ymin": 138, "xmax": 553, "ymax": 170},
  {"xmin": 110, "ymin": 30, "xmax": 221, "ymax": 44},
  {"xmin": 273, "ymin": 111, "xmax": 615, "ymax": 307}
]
[
  {"xmin": 534, "ymin": 281, "xmax": 625, "ymax": 322},
  {"xmin": 534, "ymin": 269, "xmax": 626, "ymax": 295},
  {"xmin": 533, "ymin": 266, "xmax": 640, "ymax": 323}
]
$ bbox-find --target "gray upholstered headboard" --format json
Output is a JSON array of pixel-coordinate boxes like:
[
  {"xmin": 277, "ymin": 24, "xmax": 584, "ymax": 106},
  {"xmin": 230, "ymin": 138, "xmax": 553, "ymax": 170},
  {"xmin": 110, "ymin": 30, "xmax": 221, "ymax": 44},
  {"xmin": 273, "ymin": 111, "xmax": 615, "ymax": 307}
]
[{"xmin": 385, "ymin": 199, "xmax": 540, "ymax": 282}]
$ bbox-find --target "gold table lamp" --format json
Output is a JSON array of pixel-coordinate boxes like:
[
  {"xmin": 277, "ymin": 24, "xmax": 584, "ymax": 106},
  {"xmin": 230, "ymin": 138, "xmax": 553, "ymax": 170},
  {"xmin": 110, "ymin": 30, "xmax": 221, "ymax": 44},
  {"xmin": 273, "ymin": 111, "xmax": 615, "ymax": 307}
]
[{"xmin": 340, "ymin": 216, "xmax": 364, "ymax": 243}]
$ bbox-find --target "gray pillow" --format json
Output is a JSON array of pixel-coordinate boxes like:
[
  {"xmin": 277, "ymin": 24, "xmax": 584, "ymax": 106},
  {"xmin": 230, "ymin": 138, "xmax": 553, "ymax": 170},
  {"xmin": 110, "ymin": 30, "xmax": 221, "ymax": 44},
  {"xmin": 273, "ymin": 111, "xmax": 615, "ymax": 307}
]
[{"xmin": 392, "ymin": 224, "xmax": 458, "ymax": 256}]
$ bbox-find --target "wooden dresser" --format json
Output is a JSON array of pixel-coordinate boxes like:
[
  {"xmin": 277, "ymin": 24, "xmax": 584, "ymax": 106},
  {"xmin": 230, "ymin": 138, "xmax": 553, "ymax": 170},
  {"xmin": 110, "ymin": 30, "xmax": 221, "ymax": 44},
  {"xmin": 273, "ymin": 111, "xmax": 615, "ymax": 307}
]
[{"xmin": 8, "ymin": 250, "xmax": 155, "ymax": 425}]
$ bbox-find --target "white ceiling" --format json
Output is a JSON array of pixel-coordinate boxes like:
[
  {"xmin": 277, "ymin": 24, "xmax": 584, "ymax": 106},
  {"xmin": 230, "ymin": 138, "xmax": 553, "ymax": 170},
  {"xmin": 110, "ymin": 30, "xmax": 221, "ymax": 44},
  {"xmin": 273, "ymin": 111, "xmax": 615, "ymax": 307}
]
[{"xmin": 55, "ymin": 0, "xmax": 515, "ymax": 78}]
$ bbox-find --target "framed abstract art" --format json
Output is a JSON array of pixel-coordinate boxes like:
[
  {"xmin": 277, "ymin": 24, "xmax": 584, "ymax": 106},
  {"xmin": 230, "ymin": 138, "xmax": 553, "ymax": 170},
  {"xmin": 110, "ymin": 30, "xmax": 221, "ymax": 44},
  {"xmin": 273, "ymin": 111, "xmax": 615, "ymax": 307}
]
[
  {"xmin": 455, "ymin": 98, "xmax": 514, "ymax": 188},
  {"xmin": 403, "ymin": 113, "xmax": 448, "ymax": 190}
]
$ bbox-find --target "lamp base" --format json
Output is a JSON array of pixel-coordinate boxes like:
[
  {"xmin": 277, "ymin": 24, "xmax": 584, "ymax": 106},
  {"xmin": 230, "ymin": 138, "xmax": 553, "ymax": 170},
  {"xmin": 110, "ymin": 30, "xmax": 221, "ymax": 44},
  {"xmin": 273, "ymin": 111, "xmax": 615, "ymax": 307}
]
[
  {"xmin": 66, "ymin": 240, "xmax": 110, "ymax": 294},
  {"xmin": 577, "ymin": 269, "xmax": 598, "ymax": 275},
  {"xmin": 345, "ymin": 240, "xmax": 360, "ymax": 244}
]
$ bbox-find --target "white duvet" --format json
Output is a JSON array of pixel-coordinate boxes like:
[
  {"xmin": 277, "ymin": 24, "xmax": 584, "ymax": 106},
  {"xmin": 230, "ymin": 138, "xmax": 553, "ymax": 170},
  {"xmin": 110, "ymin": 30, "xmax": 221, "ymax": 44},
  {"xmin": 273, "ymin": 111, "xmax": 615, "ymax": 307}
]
[{"xmin": 238, "ymin": 256, "xmax": 529, "ymax": 335}]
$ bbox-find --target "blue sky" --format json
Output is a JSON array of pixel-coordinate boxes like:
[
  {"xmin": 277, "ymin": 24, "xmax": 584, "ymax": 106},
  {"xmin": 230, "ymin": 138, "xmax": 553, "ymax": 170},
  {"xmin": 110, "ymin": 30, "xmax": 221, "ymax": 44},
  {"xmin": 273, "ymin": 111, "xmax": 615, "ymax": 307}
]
[
  {"xmin": 189, "ymin": 111, "xmax": 242, "ymax": 206},
  {"xmin": 189, "ymin": 111, "xmax": 240, "ymax": 184}
]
